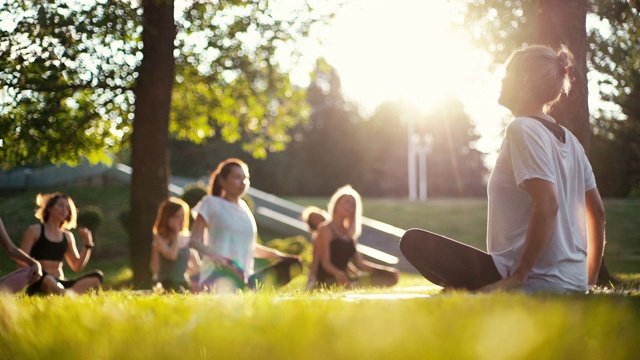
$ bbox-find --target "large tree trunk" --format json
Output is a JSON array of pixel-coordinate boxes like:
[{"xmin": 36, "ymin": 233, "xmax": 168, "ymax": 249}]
[
  {"xmin": 537, "ymin": 0, "xmax": 619, "ymax": 287},
  {"xmin": 129, "ymin": 0, "xmax": 176, "ymax": 288},
  {"xmin": 537, "ymin": 0, "xmax": 590, "ymax": 147}
]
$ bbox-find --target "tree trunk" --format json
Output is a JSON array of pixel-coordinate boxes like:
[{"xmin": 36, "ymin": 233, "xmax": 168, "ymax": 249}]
[
  {"xmin": 129, "ymin": 0, "xmax": 176, "ymax": 288},
  {"xmin": 537, "ymin": 0, "xmax": 590, "ymax": 147},
  {"xmin": 537, "ymin": 0, "xmax": 619, "ymax": 288}
]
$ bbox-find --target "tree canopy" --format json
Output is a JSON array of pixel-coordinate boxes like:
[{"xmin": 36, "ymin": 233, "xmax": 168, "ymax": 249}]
[{"xmin": 0, "ymin": 1, "xmax": 140, "ymax": 167}]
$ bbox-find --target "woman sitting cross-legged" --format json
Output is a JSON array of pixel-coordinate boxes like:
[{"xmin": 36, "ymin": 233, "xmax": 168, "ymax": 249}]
[
  {"xmin": 314, "ymin": 185, "xmax": 399, "ymax": 289},
  {"xmin": 20, "ymin": 193, "xmax": 103, "ymax": 295}
]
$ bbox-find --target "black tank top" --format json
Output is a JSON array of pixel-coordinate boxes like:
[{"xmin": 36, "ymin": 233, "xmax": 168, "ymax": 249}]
[
  {"xmin": 30, "ymin": 223, "xmax": 68, "ymax": 261},
  {"xmin": 317, "ymin": 227, "xmax": 357, "ymax": 283}
]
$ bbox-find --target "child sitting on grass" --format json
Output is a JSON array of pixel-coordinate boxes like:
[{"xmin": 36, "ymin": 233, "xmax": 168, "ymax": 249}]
[{"xmin": 150, "ymin": 197, "xmax": 201, "ymax": 293}]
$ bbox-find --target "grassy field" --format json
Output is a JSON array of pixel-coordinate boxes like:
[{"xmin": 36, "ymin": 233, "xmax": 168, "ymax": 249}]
[
  {"xmin": 1, "ymin": 185, "xmax": 640, "ymax": 359},
  {"xmin": 1, "ymin": 286, "xmax": 639, "ymax": 360}
]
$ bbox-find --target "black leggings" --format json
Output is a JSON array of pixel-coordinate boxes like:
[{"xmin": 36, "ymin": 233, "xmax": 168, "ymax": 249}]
[
  {"xmin": 26, "ymin": 270, "xmax": 104, "ymax": 295},
  {"xmin": 399, "ymin": 229, "xmax": 502, "ymax": 291}
]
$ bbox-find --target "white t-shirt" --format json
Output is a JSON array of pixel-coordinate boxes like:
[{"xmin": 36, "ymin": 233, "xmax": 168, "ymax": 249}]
[
  {"xmin": 192, "ymin": 195, "xmax": 257, "ymax": 281},
  {"xmin": 487, "ymin": 117, "xmax": 597, "ymax": 293}
]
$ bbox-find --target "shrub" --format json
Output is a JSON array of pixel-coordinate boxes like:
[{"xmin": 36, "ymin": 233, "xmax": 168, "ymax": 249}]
[
  {"xmin": 118, "ymin": 209, "xmax": 130, "ymax": 231},
  {"xmin": 181, "ymin": 182, "xmax": 207, "ymax": 209},
  {"xmin": 77, "ymin": 205, "xmax": 105, "ymax": 234}
]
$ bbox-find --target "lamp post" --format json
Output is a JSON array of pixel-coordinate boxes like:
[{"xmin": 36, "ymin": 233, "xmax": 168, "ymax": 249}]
[
  {"xmin": 407, "ymin": 114, "xmax": 417, "ymax": 201},
  {"xmin": 415, "ymin": 134, "xmax": 433, "ymax": 201}
]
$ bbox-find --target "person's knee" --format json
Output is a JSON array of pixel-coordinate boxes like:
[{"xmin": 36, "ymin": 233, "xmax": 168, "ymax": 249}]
[{"xmin": 42, "ymin": 276, "xmax": 65, "ymax": 294}]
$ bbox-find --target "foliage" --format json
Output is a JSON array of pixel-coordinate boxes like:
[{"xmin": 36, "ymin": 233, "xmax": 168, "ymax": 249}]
[
  {"xmin": 0, "ymin": 0, "xmax": 334, "ymax": 168},
  {"xmin": 0, "ymin": 0, "xmax": 141, "ymax": 168},
  {"xmin": 180, "ymin": 182, "xmax": 208, "ymax": 210},
  {"xmin": 266, "ymin": 235, "xmax": 311, "ymax": 257},
  {"xmin": 1, "ymin": 291, "xmax": 640, "ymax": 359},
  {"xmin": 170, "ymin": 60, "xmax": 487, "ymax": 197},
  {"xmin": 76, "ymin": 205, "xmax": 104, "ymax": 234},
  {"xmin": 169, "ymin": 1, "xmax": 328, "ymax": 159},
  {"xmin": 587, "ymin": 1, "xmax": 640, "ymax": 195},
  {"xmin": 460, "ymin": 0, "xmax": 640, "ymax": 195},
  {"xmin": 461, "ymin": 0, "xmax": 541, "ymax": 65}
]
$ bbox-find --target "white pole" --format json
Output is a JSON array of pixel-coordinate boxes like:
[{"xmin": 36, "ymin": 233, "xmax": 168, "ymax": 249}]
[
  {"xmin": 418, "ymin": 134, "xmax": 433, "ymax": 202},
  {"xmin": 407, "ymin": 115, "xmax": 417, "ymax": 201},
  {"xmin": 418, "ymin": 148, "xmax": 427, "ymax": 201}
]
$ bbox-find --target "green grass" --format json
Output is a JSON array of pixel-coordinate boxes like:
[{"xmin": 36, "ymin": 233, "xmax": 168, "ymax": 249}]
[{"xmin": 1, "ymin": 288, "xmax": 639, "ymax": 360}]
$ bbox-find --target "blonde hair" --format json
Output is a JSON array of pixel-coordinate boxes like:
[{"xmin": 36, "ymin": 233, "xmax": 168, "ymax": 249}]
[
  {"xmin": 504, "ymin": 44, "xmax": 574, "ymax": 111},
  {"xmin": 153, "ymin": 197, "xmax": 190, "ymax": 238},
  {"xmin": 326, "ymin": 185, "xmax": 363, "ymax": 240},
  {"xmin": 35, "ymin": 193, "xmax": 77, "ymax": 230}
]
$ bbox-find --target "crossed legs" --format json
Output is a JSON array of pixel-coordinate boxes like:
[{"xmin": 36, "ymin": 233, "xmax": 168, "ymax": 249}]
[{"xmin": 400, "ymin": 229, "xmax": 502, "ymax": 291}]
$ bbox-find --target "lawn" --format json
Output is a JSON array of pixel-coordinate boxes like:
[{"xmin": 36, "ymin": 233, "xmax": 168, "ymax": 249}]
[{"xmin": 1, "ymin": 287, "xmax": 639, "ymax": 360}]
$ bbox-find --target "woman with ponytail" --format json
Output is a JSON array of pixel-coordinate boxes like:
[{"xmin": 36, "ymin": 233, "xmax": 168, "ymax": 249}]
[
  {"xmin": 401, "ymin": 45, "xmax": 606, "ymax": 294},
  {"xmin": 189, "ymin": 158, "xmax": 300, "ymax": 292}
]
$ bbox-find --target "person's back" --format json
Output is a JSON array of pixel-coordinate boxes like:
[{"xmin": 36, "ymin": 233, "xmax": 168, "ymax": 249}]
[{"xmin": 488, "ymin": 117, "xmax": 595, "ymax": 292}]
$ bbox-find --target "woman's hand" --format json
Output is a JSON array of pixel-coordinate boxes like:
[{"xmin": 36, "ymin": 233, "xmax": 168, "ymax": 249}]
[
  {"xmin": 78, "ymin": 227, "xmax": 95, "ymax": 247},
  {"xmin": 334, "ymin": 271, "xmax": 350, "ymax": 286},
  {"xmin": 28, "ymin": 262, "xmax": 43, "ymax": 284},
  {"xmin": 206, "ymin": 250, "xmax": 228, "ymax": 267},
  {"xmin": 476, "ymin": 272, "xmax": 526, "ymax": 293}
]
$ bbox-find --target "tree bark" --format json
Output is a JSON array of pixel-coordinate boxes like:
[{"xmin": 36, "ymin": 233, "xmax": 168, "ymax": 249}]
[
  {"xmin": 537, "ymin": 0, "xmax": 619, "ymax": 287},
  {"xmin": 129, "ymin": 0, "xmax": 176, "ymax": 288},
  {"xmin": 537, "ymin": 0, "xmax": 590, "ymax": 148}
]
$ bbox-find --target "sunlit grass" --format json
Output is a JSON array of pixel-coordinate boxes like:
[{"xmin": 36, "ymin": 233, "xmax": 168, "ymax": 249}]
[{"xmin": 1, "ymin": 286, "xmax": 639, "ymax": 360}]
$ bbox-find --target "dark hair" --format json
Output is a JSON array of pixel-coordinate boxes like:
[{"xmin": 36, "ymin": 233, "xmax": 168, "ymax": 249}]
[
  {"xmin": 35, "ymin": 192, "xmax": 77, "ymax": 229},
  {"xmin": 208, "ymin": 158, "xmax": 249, "ymax": 196}
]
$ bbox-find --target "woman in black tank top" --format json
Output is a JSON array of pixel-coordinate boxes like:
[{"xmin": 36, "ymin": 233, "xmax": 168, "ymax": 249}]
[
  {"xmin": 20, "ymin": 192, "xmax": 103, "ymax": 295},
  {"xmin": 313, "ymin": 185, "xmax": 398, "ymax": 288}
]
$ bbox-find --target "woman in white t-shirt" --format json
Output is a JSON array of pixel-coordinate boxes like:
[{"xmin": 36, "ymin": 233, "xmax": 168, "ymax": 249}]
[
  {"xmin": 400, "ymin": 45, "xmax": 606, "ymax": 293},
  {"xmin": 189, "ymin": 158, "xmax": 300, "ymax": 292}
]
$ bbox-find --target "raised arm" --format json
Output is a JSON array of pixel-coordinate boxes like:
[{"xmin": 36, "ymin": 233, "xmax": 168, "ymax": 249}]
[
  {"xmin": 153, "ymin": 234, "xmax": 180, "ymax": 261},
  {"xmin": 253, "ymin": 243, "xmax": 296, "ymax": 260},
  {"xmin": 64, "ymin": 228, "xmax": 94, "ymax": 272},
  {"xmin": 585, "ymin": 188, "xmax": 605, "ymax": 286}
]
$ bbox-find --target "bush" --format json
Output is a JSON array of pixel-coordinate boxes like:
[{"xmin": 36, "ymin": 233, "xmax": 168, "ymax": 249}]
[
  {"xmin": 77, "ymin": 205, "xmax": 105, "ymax": 234},
  {"xmin": 266, "ymin": 235, "xmax": 312, "ymax": 263},
  {"xmin": 181, "ymin": 182, "xmax": 207, "ymax": 209},
  {"xmin": 118, "ymin": 209, "xmax": 130, "ymax": 232}
]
